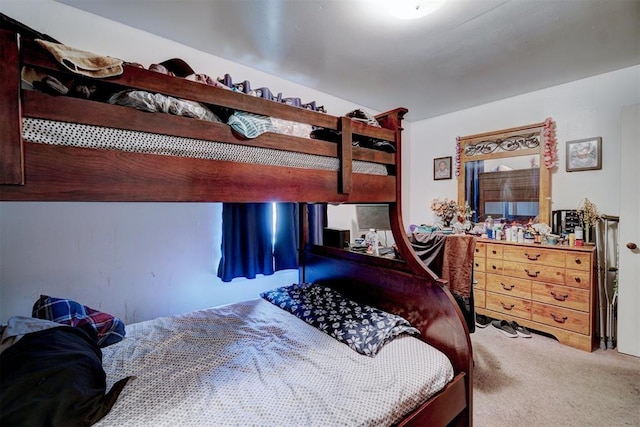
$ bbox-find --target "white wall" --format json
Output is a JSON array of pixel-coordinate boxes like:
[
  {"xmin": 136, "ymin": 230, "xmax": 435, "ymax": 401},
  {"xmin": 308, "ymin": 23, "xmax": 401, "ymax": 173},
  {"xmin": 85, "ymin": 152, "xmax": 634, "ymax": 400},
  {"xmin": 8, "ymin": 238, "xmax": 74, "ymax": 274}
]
[
  {"xmin": 0, "ymin": 1, "xmax": 373, "ymax": 323},
  {"xmin": 407, "ymin": 65, "xmax": 640, "ymax": 226},
  {"xmin": 406, "ymin": 66, "xmax": 640, "ymax": 349},
  {"xmin": 0, "ymin": 202, "xmax": 299, "ymax": 324}
]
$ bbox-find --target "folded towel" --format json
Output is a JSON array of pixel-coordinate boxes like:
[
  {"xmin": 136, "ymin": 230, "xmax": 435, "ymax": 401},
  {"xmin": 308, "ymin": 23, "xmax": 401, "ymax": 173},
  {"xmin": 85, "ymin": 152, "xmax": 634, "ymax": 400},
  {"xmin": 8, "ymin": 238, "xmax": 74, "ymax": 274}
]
[{"xmin": 36, "ymin": 39, "xmax": 123, "ymax": 78}]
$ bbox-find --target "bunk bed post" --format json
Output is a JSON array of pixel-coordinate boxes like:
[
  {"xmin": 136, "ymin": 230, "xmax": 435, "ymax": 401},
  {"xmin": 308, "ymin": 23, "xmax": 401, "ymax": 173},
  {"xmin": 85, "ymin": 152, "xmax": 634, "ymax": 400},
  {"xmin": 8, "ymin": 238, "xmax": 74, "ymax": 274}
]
[
  {"xmin": 0, "ymin": 30, "xmax": 24, "ymax": 185},
  {"xmin": 298, "ymin": 202, "xmax": 309, "ymax": 284},
  {"xmin": 378, "ymin": 108, "xmax": 436, "ymax": 275},
  {"xmin": 339, "ymin": 116, "xmax": 353, "ymax": 194},
  {"xmin": 378, "ymin": 107, "xmax": 473, "ymax": 427}
]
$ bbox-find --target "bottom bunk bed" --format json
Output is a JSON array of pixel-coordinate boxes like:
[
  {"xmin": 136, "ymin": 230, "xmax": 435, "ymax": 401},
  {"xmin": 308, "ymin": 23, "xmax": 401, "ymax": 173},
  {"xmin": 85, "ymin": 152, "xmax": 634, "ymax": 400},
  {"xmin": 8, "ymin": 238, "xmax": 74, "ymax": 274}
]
[{"xmin": 0, "ymin": 249, "xmax": 472, "ymax": 427}]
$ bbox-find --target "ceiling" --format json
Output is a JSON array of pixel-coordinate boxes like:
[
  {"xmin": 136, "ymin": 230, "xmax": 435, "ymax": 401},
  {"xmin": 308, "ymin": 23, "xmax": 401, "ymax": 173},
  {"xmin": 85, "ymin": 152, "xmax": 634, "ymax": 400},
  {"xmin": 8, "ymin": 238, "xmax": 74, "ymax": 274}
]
[{"xmin": 58, "ymin": 0, "xmax": 640, "ymax": 122}]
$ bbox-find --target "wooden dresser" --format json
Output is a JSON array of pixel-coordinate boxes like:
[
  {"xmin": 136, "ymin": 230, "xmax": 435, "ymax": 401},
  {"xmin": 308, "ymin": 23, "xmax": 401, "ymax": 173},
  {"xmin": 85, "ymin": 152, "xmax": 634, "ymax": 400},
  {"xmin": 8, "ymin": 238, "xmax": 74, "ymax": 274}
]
[{"xmin": 474, "ymin": 239, "xmax": 597, "ymax": 351}]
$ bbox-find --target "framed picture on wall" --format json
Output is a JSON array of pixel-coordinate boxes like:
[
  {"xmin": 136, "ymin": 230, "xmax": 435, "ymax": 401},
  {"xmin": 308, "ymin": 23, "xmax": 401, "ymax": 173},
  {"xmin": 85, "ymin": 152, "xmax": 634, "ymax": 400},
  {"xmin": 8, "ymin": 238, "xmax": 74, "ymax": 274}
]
[
  {"xmin": 566, "ymin": 137, "xmax": 602, "ymax": 172},
  {"xmin": 434, "ymin": 156, "xmax": 452, "ymax": 180}
]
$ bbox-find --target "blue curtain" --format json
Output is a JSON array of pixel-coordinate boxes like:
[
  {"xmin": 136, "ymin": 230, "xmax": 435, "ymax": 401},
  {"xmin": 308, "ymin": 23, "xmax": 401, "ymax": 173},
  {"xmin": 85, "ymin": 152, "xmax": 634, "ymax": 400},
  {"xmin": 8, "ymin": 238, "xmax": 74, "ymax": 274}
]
[
  {"xmin": 306, "ymin": 203, "xmax": 328, "ymax": 245},
  {"xmin": 465, "ymin": 161, "xmax": 484, "ymax": 222},
  {"xmin": 274, "ymin": 203, "xmax": 299, "ymax": 271},
  {"xmin": 217, "ymin": 203, "xmax": 275, "ymax": 282},
  {"xmin": 217, "ymin": 203, "xmax": 326, "ymax": 282},
  {"xmin": 218, "ymin": 203, "xmax": 299, "ymax": 282}
]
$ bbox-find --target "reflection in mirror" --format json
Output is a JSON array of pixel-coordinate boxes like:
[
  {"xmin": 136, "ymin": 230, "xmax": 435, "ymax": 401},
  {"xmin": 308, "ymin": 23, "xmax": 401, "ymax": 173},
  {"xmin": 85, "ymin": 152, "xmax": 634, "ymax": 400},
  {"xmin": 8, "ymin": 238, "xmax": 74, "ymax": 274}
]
[
  {"xmin": 467, "ymin": 157, "xmax": 540, "ymax": 222},
  {"xmin": 457, "ymin": 121, "xmax": 552, "ymax": 226}
]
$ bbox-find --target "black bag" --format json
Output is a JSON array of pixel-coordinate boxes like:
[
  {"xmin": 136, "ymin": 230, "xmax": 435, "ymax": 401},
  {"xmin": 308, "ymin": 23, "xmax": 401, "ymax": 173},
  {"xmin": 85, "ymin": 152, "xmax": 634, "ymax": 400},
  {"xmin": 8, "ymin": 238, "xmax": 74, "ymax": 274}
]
[{"xmin": 0, "ymin": 326, "xmax": 132, "ymax": 427}]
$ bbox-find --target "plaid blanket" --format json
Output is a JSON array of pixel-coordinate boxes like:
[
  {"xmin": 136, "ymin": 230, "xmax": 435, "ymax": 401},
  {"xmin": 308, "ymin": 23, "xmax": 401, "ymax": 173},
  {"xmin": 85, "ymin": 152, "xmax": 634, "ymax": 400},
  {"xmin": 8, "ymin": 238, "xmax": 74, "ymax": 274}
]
[{"xmin": 32, "ymin": 295, "xmax": 125, "ymax": 347}]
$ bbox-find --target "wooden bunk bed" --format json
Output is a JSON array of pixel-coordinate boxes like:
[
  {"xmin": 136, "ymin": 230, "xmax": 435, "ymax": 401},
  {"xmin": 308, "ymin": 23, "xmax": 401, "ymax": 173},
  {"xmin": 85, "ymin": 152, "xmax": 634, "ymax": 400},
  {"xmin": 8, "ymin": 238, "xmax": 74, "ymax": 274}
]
[{"xmin": 0, "ymin": 26, "xmax": 472, "ymax": 427}]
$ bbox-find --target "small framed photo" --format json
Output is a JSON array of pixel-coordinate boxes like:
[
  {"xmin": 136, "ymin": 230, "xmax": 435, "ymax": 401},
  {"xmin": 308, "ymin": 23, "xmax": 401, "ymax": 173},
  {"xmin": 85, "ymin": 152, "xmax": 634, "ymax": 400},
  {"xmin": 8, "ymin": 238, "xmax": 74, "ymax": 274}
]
[
  {"xmin": 434, "ymin": 156, "xmax": 452, "ymax": 180},
  {"xmin": 566, "ymin": 137, "xmax": 602, "ymax": 172}
]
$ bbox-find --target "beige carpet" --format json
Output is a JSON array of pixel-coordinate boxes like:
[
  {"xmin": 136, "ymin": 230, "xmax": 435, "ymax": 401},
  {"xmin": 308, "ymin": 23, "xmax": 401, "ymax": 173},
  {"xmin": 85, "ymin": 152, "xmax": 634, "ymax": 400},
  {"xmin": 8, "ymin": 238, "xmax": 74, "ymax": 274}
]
[{"xmin": 471, "ymin": 325, "xmax": 640, "ymax": 427}]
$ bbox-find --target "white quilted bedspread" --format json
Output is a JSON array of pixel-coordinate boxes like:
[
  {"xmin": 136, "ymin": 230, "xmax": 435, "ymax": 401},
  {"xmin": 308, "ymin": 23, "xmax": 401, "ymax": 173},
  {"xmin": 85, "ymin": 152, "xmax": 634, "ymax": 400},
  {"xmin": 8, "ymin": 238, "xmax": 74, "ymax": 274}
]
[{"xmin": 97, "ymin": 298, "xmax": 453, "ymax": 427}]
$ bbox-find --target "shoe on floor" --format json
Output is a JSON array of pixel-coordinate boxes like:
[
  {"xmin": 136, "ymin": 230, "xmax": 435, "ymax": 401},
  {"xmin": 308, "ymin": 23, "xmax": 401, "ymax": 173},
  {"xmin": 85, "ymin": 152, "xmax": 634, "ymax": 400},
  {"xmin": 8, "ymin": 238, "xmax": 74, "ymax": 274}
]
[
  {"xmin": 491, "ymin": 320, "xmax": 518, "ymax": 338},
  {"xmin": 475, "ymin": 314, "xmax": 492, "ymax": 328},
  {"xmin": 510, "ymin": 321, "xmax": 532, "ymax": 338}
]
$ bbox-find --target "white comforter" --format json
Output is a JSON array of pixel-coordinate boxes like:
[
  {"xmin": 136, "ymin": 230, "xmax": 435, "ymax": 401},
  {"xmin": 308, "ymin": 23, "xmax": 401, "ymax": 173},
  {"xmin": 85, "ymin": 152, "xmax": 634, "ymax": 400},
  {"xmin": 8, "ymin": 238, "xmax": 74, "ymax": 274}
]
[{"xmin": 97, "ymin": 298, "xmax": 453, "ymax": 427}]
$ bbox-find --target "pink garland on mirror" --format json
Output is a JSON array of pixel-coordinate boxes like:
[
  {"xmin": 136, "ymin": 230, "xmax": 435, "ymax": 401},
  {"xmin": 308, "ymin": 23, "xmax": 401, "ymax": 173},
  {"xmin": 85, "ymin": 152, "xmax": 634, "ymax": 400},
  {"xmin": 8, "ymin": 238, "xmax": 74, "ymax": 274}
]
[
  {"xmin": 543, "ymin": 117, "xmax": 557, "ymax": 169},
  {"xmin": 455, "ymin": 136, "xmax": 461, "ymax": 177}
]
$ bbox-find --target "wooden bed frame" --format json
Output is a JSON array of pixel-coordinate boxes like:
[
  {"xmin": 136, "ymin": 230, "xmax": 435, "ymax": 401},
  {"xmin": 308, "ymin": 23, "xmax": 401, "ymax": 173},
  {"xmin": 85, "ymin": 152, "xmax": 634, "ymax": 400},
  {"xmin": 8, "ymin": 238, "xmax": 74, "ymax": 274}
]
[{"xmin": 0, "ymin": 27, "xmax": 472, "ymax": 426}]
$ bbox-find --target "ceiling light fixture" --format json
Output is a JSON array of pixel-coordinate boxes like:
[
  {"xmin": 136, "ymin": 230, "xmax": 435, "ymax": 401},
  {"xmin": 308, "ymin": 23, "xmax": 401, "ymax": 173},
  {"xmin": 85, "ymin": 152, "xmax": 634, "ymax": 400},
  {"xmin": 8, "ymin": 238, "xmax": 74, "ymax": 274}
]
[{"xmin": 385, "ymin": 0, "xmax": 446, "ymax": 20}]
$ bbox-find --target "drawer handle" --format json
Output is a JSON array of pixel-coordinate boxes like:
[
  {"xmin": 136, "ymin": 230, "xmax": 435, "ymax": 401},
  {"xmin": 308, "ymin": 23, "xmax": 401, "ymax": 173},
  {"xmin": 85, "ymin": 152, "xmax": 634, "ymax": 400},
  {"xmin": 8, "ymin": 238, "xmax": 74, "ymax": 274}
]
[
  {"xmin": 550, "ymin": 291, "xmax": 569, "ymax": 301},
  {"xmin": 574, "ymin": 277, "xmax": 581, "ymax": 283},
  {"xmin": 500, "ymin": 302, "xmax": 515, "ymax": 310},
  {"xmin": 574, "ymin": 258, "xmax": 582, "ymax": 265},
  {"xmin": 492, "ymin": 264, "xmax": 498, "ymax": 270},
  {"xmin": 501, "ymin": 283, "xmax": 515, "ymax": 291},
  {"xmin": 524, "ymin": 252, "xmax": 541, "ymax": 261},
  {"xmin": 492, "ymin": 250, "xmax": 497, "ymax": 254},
  {"xmin": 475, "ymin": 263, "xmax": 480, "ymax": 268},
  {"xmin": 550, "ymin": 313, "xmax": 568, "ymax": 324},
  {"xmin": 524, "ymin": 269, "xmax": 540, "ymax": 278}
]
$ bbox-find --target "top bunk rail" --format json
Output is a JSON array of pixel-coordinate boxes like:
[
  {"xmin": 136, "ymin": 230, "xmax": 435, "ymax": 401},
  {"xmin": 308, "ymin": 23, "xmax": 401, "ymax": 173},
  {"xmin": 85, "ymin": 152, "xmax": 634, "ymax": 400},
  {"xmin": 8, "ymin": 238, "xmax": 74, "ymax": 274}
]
[{"xmin": 0, "ymin": 29, "xmax": 408, "ymax": 203}]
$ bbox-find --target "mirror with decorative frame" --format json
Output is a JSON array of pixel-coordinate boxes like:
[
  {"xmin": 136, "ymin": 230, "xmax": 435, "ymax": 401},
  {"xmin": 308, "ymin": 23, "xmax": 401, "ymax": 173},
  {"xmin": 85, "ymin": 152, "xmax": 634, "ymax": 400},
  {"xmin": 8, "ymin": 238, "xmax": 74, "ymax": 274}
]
[{"xmin": 456, "ymin": 121, "xmax": 553, "ymax": 226}]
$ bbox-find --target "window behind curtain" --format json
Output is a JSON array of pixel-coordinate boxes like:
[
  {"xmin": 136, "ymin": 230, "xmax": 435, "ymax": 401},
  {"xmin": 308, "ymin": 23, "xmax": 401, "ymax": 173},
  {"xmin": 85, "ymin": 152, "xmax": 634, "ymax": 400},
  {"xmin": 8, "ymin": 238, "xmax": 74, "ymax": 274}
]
[{"xmin": 217, "ymin": 203, "xmax": 300, "ymax": 282}]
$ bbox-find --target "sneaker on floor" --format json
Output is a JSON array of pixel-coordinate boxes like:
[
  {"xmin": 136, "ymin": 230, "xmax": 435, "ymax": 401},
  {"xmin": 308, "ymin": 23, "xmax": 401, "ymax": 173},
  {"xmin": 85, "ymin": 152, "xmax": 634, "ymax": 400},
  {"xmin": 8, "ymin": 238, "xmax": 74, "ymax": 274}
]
[
  {"xmin": 491, "ymin": 320, "xmax": 518, "ymax": 338},
  {"xmin": 510, "ymin": 321, "xmax": 532, "ymax": 338},
  {"xmin": 475, "ymin": 314, "xmax": 492, "ymax": 328}
]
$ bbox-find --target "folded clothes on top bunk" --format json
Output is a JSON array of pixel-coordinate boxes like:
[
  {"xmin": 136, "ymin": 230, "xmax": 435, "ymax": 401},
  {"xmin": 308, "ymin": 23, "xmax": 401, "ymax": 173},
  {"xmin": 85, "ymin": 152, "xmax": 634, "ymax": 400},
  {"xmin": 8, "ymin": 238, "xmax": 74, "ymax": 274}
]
[
  {"xmin": 21, "ymin": 37, "xmax": 392, "ymax": 151},
  {"xmin": 35, "ymin": 39, "xmax": 124, "ymax": 78},
  {"xmin": 310, "ymin": 109, "xmax": 397, "ymax": 153},
  {"xmin": 217, "ymin": 73, "xmax": 325, "ymax": 112},
  {"xmin": 108, "ymin": 90, "xmax": 224, "ymax": 123}
]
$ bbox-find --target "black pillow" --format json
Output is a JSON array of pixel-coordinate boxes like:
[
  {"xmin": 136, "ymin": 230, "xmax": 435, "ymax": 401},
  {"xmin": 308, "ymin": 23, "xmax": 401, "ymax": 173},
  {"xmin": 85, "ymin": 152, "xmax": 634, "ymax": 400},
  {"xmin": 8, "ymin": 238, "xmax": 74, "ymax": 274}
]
[
  {"xmin": 261, "ymin": 283, "xmax": 419, "ymax": 357},
  {"xmin": 0, "ymin": 326, "xmax": 132, "ymax": 427}
]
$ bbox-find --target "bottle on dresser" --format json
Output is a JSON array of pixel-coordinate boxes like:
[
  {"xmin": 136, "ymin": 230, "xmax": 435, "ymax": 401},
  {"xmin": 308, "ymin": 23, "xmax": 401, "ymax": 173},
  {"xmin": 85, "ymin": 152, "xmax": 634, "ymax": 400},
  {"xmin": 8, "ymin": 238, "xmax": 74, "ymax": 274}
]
[
  {"xmin": 485, "ymin": 216, "xmax": 494, "ymax": 239},
  {"xmin": 365, "ymin": 228, "xmax": 380, "ymax": 256},
  {"xmin": 510, "ymin": 222, "xmax": 518, "ymax": 242}
]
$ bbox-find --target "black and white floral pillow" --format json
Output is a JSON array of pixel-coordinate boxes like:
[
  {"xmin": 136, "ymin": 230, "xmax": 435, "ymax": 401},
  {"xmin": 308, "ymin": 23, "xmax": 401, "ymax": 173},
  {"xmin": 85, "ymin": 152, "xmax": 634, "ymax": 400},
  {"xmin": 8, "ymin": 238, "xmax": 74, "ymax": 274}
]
[{"xmin": 261, "ymin": 283, "xmax": 420, "ymax": 357}]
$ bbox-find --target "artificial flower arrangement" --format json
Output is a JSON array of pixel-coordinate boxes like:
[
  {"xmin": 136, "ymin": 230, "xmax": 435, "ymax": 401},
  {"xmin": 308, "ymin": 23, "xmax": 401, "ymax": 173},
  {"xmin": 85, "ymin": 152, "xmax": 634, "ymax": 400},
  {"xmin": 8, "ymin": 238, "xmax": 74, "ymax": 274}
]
[
  {"xmin": 457, "ymin": 201, "xmax": 475, "ymax": 223},
  {"xmin": 577, "ymin": 197, "xmax": 600, "ymax": 244},
  {"xmin": 430, "ymin": 198, "xmax": 458, "ymax": 226},
  {"xmin": 430, "ymin": 198, "xmax": 474, "ymax": 227}
]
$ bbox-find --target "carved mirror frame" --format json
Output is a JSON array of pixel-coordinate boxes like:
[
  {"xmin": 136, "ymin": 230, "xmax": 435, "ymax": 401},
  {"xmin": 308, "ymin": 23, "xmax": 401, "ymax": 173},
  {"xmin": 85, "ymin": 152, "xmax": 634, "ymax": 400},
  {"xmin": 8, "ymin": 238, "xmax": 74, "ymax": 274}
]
[{"xmin": 456, "ymin": 121, "xmax": 552, "ymax": 225}]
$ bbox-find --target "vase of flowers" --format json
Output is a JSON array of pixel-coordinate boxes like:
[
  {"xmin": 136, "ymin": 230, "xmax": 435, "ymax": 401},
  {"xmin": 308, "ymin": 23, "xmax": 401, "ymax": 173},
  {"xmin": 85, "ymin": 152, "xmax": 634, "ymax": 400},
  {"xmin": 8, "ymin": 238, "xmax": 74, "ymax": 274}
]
[
  {"xmin": 430, "ymin": 198, "xmax": 458, "ymax": 227},
  {"xmin": 457, "ymin": 201, "xmax": 475, "ymax": 230},
  {"xmin": 577, "ymin": 197, "xmax": 600, "ymax": 245}
]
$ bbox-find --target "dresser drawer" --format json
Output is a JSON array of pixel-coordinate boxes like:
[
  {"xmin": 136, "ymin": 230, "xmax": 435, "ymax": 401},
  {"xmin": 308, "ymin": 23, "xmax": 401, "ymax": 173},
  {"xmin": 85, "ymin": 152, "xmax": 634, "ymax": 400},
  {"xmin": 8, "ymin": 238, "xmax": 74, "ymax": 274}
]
[
  {"xmin": 486, "ymin": 243, "xmax": 503, "ymax": 259},
  {"xmin": 531, "ymin": 282, "xmax": 590, "ymax": 312},
  {"xmin": 474, "ymin": 289, "xmax": 486, "ymax": 309},
  {"xmin": 531, "ymin": 302, "xmax": 590, "ymax": 335},
  {"xmin": 486, "ymin": 273, "xmax": 531, "ymax": 299},
  {"xmin": 503, "ymin": 246, "xmax": 565, "ymax": 268},
  {"xmin": 474, "ymin": 273, "xmax": 486, "ymax": 290},
  {"xmin": 503, "ymin": 260, "xmax": 565, "ymax": 285},
  {"xmin": 566, "ymin": 252, "xmax": 592, "ymax": 271},
  {"xmin": 475, "ymin": 241, "xmax": 487, "ymax": 257},
  {"xmin": 486, "ymin": 292, "xmax": 531, "ymax": 320},
  {"xmin": 565, "ymin": 268, "xmax": 592, "ymax": 290},
  {"xmin": 485, "ymin": 259, "xmax": 504, "ymax": 274},
  {"xmin": 474, "ymin": 257, "xmax": 486, "ymax": 272}
]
